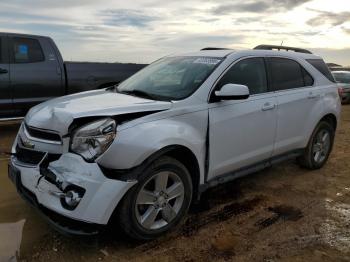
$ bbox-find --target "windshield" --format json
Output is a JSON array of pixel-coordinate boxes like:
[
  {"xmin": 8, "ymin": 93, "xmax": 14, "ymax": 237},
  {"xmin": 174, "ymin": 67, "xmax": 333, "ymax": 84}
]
[
  {"xmin": 116, "ymin": 56, "xmax": 222, "ymax": 101},
  {"xmin": 333, "ymin": 72, "xmax": 350, "ymax": 84}
]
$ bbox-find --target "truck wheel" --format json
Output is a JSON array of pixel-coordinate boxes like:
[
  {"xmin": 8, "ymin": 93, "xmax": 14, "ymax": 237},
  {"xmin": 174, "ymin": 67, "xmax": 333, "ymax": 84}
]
[
  {"xmin": 297, "ymin": 121, "xmax": 335, "ymax": 170},
  {"xmin": 118, "ymin": 156, "xmax": 192, "ymax": 240}
]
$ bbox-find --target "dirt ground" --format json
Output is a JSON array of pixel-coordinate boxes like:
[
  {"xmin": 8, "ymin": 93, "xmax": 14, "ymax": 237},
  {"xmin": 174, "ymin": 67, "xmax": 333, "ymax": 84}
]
[{"xmin": 0, "ymin": 106, "xmax": 350, "ymax": 262}]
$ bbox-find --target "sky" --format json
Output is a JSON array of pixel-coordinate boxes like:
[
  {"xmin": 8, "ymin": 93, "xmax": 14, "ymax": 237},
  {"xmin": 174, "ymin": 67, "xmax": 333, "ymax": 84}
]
[{"xmin": 0, "ymin": 0, "xmax": 349, "ymax": 65}]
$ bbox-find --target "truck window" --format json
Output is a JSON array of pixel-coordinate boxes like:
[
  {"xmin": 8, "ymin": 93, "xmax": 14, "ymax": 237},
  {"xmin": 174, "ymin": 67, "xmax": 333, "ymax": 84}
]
[
  {"xmin": 0, "ymin": 37, "xmax": 3, "ymax": 63},
  {"xmin": 12, "ymin": 37, "xmax": 44, "ymax": 63},
  {"xmin": 0, "ymin": 37, "xmax": 5, "ymax": 63}
]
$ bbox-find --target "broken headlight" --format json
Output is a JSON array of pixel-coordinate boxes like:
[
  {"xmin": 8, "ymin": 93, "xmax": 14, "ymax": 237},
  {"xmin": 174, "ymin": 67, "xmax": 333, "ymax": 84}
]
[{"xmin": 70, "ymin": 118, "xmax": 116, "ymax": 161}]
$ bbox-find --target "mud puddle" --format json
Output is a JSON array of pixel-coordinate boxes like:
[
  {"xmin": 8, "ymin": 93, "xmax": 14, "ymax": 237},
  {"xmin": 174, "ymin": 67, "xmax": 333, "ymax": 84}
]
[
  {"xmin": 182, "ymin": 197, "xmax": 263, "ymax": 236},
  {"xmin": 0, "ymin": 220, "xmax": 25, "ymax": 261},
  {"xmin": 255, "ymin": 205, "xmax": 303, "ymax": 230},
  {"xmin": 0, "ymin": 122, "xmax": 54, "ymax": 259}
]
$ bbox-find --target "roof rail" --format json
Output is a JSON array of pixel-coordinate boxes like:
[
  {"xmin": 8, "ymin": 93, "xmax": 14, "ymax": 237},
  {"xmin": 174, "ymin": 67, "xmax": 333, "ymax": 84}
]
[
  {"xmin": 201, "ymin": 47, "xmax": 231, "ymax": 51},
  {"xmin": 254, "ymin": 44, "xmax": 312, "ymax": 54}
]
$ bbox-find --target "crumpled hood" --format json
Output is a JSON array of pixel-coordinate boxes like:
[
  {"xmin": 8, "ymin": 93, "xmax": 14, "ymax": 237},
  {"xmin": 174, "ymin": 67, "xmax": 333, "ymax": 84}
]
[{"xmin": 25, "ymin": 89, "xmax": 172, "ymax": 134}]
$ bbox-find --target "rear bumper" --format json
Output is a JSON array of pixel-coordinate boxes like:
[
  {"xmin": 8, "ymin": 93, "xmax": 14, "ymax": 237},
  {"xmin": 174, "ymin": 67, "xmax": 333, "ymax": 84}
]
[{"xmin": 9, "ymin": 152, "xmax": 137, "ymax": 235}]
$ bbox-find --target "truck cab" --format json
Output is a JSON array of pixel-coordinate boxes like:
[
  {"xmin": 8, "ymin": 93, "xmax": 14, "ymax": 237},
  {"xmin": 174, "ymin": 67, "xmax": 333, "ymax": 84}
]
[
  {"xmin": 0, "ymin": 33, "xmax": 64, "ymax": 118},
  {"xmin": 0, "ymin": 32, "xmax": 146, "ymax": 119}
]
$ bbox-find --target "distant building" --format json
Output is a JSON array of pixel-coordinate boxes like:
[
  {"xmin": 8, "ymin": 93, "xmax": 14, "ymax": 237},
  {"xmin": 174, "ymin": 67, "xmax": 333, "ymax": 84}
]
[
  {"xmin": 326, "ymin": 62, "xmax": 350, "ymax": 72},
  {"xmin": 327, "ymin": 63, "xmax": 342, "ymax": 68}
]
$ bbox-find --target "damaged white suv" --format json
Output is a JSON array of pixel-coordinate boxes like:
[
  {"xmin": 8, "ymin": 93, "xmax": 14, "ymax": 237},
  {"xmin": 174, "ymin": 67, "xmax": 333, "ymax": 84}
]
[{"xmin": 9, "ymin": 45, "xmax": 340, "ymax": 240}]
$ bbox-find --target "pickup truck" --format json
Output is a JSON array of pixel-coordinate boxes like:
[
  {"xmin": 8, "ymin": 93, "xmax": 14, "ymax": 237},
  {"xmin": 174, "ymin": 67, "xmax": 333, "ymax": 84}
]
[{"xmin": 0, "ymin": 32, "xmax": 146, "ymax": 118}]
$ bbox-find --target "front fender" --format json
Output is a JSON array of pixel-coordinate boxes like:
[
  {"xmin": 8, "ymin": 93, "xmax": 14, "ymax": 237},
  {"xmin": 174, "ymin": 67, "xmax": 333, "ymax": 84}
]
[{"xmin": 96, "ymin": 110, "xmax": 208, "ymax": 180}]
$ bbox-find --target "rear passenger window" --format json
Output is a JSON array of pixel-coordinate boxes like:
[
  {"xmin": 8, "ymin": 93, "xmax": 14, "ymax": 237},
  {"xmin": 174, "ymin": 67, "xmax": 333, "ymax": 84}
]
[
  {"xmin": 12, "ymin": 37, "xmax": 44, "ymax": 63},
  {"xmin": 268, "ymin": 58, "xmax": 308, "ymax": 91},
  {"xmin": 306, "ymin": 59, "xmax": 335, "ymax": 83},
  {"xmin": 217, "ymin": 58, "xmax": 268, "ymax": 95}
]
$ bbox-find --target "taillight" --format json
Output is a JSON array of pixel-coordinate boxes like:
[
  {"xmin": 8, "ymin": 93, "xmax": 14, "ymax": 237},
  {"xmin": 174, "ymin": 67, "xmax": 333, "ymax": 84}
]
[{"xmin": 338, "ymin": 86, "xmax": 344, "ymax": 97}]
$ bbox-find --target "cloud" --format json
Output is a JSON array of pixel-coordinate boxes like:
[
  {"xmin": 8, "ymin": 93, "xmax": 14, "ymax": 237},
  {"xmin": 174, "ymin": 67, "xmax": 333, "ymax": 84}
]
[
  {"xmin": 307, "ymin": 10, "xmax": 350, "ymax": 27},
  {"xmin": 310, "ymin": 48, "xmax": 350, "ymax": 66},
  {"xmin": 99, "ymin": 9, "xmax": 160, "ymax": 28},
  {"xmin": 0, "ymin": 0, "xmax": 349, "ymax": 65},
  {"xmin": 211, "ymin": 0, "xmax": 311, "ymax": 14},
  {"xmin": 7, "ymin": 0, "xmax": 98, "ymax": 8}
]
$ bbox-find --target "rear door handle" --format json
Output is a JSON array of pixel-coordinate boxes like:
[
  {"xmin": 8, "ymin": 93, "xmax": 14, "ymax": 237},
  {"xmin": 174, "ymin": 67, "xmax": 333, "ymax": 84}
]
[
  {"xmin": 0, "ymin": 68, "xmax": 8, "ymax": 74},
  {"xmin": 261, "ymin": 102, "xmax": 276, "ymax": 111},
  {"xmin": 308, "ymin": 92, "xmax": 319, "ymax": 99}
]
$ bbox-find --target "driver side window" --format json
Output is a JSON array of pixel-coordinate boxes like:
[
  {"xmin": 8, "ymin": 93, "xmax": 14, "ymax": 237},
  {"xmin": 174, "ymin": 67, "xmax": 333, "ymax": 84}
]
[{"xmin": 217, "ymin": 57, "xmax": 268, "ymax": 95}]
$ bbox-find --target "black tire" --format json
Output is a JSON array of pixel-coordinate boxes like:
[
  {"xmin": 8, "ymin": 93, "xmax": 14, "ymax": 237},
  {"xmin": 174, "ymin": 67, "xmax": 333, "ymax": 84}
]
[
  {"xmin": 118, "ymin": 156, "xmax": 193, "ymax": 240},
  {"xmin": 297, "ymin": 121, "xmax": 335, "ymax": 170}
]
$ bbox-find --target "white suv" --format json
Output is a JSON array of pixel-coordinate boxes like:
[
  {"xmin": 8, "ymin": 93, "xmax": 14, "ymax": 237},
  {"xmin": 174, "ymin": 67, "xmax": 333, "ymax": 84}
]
[{"xmin": 9, "ymin": 45, "xmax": 341, "ymax": 240}]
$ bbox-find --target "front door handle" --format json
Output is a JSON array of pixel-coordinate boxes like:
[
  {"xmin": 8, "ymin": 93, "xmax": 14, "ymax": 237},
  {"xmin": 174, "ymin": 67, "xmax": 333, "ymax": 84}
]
[
  {"xmin": 0, "ymin": 68, "xmax": 8, "ymax": 74},
  {"xmin": 262, "ymin": 102, "xmax": 276, "ymax": 111}
]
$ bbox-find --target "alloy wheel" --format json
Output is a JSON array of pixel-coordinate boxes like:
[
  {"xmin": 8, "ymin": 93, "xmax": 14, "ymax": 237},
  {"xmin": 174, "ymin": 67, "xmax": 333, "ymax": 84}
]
[
  {"xmin": 135, "ymin": 171, "xmax": 185, "ymax": 230},
  {"xmin": 312, "ymin": 129, "xmax": 331, "ymax": 164}
]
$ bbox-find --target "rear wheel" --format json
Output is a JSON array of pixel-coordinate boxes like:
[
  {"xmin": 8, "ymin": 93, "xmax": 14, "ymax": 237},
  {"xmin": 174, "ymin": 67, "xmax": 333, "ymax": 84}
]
[
  {"xmin": 297, "ymin": 121, "xmax": 335, "ymax": 169},
  {"xmin": 118, "ymin": 156, "xmax": 192, "ymax": 240}
]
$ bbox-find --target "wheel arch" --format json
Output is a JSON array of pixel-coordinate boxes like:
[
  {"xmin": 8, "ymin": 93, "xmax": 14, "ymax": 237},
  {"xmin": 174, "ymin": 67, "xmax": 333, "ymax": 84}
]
[
  {"xmin": 320, "ymin": 113, "xmax": 337, "ymax": 131},
  {"xmin": 107, "ymin": 144, "xmax": 202, "ymax": 226},
  {"xmin": 142, "ymin": 145, "xmax": 201, "ymax": 200},
  {"xmin": 303, "ymin": 112, "xmax": 338, "ymax": 149}
]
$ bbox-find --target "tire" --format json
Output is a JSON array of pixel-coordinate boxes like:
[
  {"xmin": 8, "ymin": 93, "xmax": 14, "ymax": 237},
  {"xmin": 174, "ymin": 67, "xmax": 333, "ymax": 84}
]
[
  {"xmin": 297, "ymin": 121, "xmax": 335, "ymax": 170},
  {"xmin": 118, "ymin": 156, "xmax": 193, "ymax": 240}
]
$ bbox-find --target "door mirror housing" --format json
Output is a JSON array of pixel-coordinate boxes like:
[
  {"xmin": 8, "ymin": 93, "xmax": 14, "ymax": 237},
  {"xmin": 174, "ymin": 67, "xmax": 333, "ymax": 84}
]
[{"xmin": 214, "ymin": 84, "xmax": 250, "ymax": 100}]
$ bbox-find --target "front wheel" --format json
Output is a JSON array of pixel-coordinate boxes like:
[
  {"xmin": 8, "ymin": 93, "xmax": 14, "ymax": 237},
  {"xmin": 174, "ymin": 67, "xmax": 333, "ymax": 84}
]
[
  {"xmin": 297, "ymin": 121, "xmax": 335, "ymax": 169},
  {"xmin": 118, "ymin": 156, "xmax": 192, "ymax": 240}
]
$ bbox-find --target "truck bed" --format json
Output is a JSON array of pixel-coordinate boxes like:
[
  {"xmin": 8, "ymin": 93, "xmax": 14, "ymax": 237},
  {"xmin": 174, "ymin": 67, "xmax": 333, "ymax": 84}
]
[{"xmin": 64, "ymin": 62, "xmax": 147, "ymax": 94}]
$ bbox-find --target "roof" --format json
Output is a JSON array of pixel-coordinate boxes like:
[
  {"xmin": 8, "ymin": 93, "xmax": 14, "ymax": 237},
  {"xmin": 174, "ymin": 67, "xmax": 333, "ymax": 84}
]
[
  {"xmin": 172, "ymin": 48, "xmax": 320, "ymax": 60},
  {"xmin": 178, "ymin": 49, "xmax": 235, "ymax": 58},
  {"xmin": 0, "ymin": 32, "xmax": 50, "ymax": 39}
]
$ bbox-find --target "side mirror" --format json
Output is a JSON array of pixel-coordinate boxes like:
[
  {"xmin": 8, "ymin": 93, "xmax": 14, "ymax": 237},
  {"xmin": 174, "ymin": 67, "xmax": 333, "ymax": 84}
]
[{"xmin": 214, "ymin": 83, "xmax": 250, "ymax": 100}]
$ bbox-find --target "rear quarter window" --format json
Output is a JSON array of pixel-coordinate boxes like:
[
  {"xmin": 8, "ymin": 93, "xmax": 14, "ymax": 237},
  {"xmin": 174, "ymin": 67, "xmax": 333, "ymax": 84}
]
[
  {"xmin": 302, "ymin": 67, "xmax": 314, "ymax": 86},
  {"xmin": 306, "ymin": 59, "xmax": 335, "ymax": 83}
]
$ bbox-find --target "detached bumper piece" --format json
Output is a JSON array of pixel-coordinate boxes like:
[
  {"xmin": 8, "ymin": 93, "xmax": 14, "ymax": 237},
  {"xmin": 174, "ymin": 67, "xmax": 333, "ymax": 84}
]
[{"xmin": 8, "ymin": 164, "xmax": 102, "ymax": 236}]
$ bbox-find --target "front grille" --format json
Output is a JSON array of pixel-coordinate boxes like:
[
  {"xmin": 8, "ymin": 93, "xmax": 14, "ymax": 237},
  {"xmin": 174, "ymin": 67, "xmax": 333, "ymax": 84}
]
[
  {"xmin": 16, "ymin": 145, "xmax": 46, "ymax": 165},
  {"xmin": 15, "ymin": 145, "xmax": 61, "ymax": 166},
  {"xmin": 25, "ymin": 124, "xmax": 62, "ymax": 143}
]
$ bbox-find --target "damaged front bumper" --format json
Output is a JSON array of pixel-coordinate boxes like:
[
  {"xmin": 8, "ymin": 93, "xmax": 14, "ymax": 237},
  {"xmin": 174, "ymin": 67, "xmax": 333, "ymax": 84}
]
[{"xmin": 9, "ymin": 151, "xmax": 137, "ymax": 236}]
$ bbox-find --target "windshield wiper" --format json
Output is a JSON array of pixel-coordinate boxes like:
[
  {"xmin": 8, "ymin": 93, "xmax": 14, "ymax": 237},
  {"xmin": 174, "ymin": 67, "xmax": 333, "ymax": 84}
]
[
  {"xmin": 106, "ymin": 83, "xmax": 120, "ymax": 91},
  {"xmin": 119, "ymin": 89, "xmax": 159, "ymax": 100}
]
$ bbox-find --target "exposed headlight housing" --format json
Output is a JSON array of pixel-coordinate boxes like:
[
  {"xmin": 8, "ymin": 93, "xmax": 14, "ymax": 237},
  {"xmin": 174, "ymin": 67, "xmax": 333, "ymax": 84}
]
[{"xmin": 70, "ymin": 118, "xmax": 116, "ymax": 161}]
